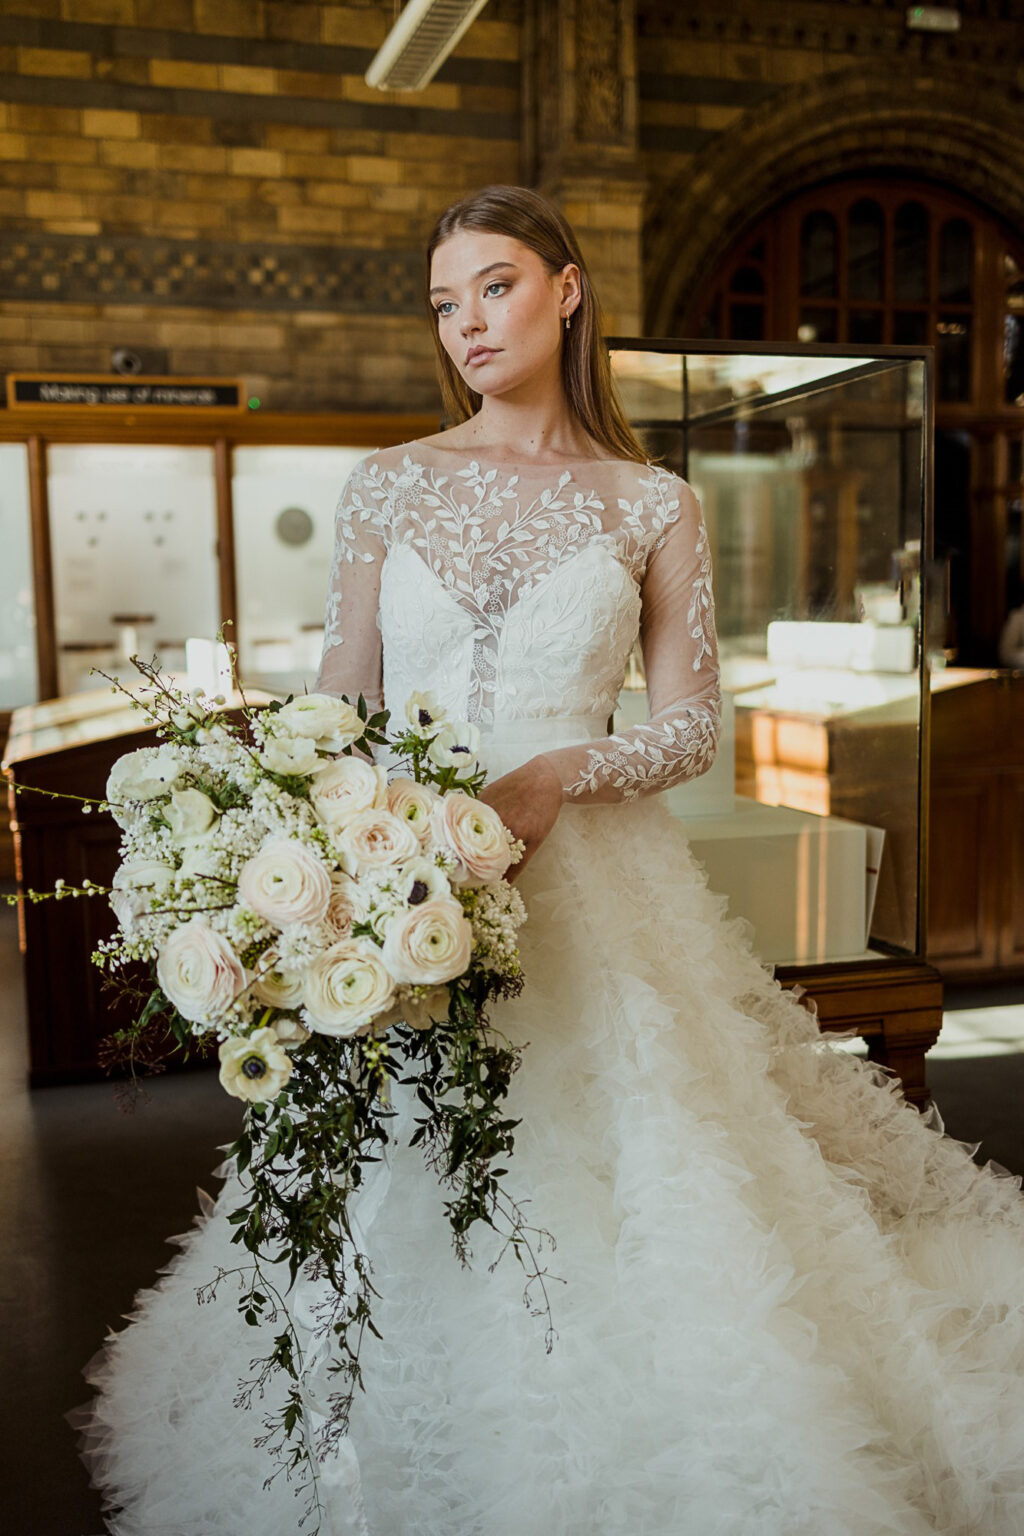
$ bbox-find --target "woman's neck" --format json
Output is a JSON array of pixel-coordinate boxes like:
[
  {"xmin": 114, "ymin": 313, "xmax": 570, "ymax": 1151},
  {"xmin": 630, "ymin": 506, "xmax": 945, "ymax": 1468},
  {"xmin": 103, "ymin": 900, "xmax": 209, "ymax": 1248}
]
[{"xmin": 439, "ymin": 405, "xmax": 602, "ymax": 465}]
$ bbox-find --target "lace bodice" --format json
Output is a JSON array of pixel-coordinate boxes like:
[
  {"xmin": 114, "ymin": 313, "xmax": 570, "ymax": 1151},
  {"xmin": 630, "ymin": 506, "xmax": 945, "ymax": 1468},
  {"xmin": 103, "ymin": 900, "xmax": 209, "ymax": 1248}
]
[{"xmin": 315, "ymin": 440, "xmax": 721, "ymax": 803}]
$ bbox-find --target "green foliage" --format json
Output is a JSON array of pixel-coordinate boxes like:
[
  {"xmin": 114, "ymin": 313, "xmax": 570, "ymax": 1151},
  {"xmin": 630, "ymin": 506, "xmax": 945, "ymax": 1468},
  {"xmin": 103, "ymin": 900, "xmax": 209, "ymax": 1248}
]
[{"xmin": 30, "ymin": 654, "xmax": 544, "ymax": 1529}]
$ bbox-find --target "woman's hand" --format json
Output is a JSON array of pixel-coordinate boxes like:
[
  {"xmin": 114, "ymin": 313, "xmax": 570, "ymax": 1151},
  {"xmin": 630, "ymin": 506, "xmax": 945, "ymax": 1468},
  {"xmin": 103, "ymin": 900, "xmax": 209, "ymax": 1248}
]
[{"xmin": 478, "ymin": 754, "xmax": 563, "ymax": 881}]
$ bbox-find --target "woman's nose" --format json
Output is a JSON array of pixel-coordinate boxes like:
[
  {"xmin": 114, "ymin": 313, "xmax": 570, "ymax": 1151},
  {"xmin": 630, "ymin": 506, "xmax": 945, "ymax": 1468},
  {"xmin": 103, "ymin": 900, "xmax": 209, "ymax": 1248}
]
[{"xmin": 460, "ymin": 303, "xmax": 483, "ymax": 336}]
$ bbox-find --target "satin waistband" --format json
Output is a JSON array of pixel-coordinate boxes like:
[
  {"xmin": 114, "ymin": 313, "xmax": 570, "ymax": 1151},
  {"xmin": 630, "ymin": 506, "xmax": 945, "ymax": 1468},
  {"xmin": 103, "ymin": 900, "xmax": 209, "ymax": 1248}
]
[
  {"xmin": 473, "ymin": 713, "xmax": 610, "ymax": 779},
  {"xmin": 477, "ymin": 712, "xmax": 610, "ymax": 746}
]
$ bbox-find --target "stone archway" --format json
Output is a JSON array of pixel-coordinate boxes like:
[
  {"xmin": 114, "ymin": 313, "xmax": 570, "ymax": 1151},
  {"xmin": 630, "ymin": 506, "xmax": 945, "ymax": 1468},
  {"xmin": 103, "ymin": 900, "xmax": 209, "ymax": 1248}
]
[{"xmin": 644, "ymin": 59, "xmax": 1024, "ymax": 337}]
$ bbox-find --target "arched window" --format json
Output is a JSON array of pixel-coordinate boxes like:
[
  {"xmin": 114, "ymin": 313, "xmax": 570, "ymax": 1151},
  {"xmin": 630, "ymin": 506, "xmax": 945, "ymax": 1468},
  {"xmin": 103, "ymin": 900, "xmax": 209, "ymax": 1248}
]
[
  {"xmin": 689, "ymin": 182, "xmax": 1002, "ymax": 407},
  {"xmin": 686, "ymin": 180, "xmax": 1024, "ymax": 663}
]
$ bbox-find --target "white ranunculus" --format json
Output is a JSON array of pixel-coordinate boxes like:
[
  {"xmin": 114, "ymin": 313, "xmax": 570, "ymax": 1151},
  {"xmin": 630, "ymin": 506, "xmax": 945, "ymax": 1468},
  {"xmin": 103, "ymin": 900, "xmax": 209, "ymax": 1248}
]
[
  {"xmin": 273, "ymin": 1015, "xmax": 310, "ymax": 1046},
  {"xmin": 380, "ymin": 897, "xmax": 472, "ymax": 986},
  {"xmin": 394, "ymin": 855, "xmax": 451, "ymax": 907},
  {"xmin": 258, "ymin": 733, "xmax": 321, "ymax": 776},
  {"xmin": 106, "ymin": 746, "xmax": 183, "ymax": 809},
  {"xmin": 251, "ymin": 948, "xmax": 305, "ymax": 1009},
  {"xmin": 302, "ymin": 938, "xmax": 396, "ymax": 1037},
  {"xmin": 323, "ymin": 872, "xmax": 366, "ymax": 940},
  {"xmin": 310, "ymin": 757, "xmax": 389, "ymax": 831},
  {"xmin": 157, "ymin": 919, "xmax": 246, "ymax": 1024},
  {"xmin": 374, "ymin": 983, "xmax": 451, "ymax": 1032},
  {"xmin": 164, "ymin": 786, "xmax": 218, "ymax": 841},
  {"xmin": 426, "ymin": 721, "xmax": 481, "ymax": 772},
  {"xmin": 333, "ymin": 808, "xmax": 421, "ymax": 875},
  {"xmin": 237, "ymin": 837, "xmax": 332, "ymax": 928},
  {"xmin": 218, "ymin": 1027, "xmax": 293, "ymax": 1103},
  {"xmin": 386, "ymin": 776, "xmax": 440, "ymax": 845},
  {"xmin": 276, "ymin": 693, "xmax": 363, "ymax": 750},
  {"xmin": 430, "ymin": 791, "xmax": 513, "ymax": 885},
  {"xmin": 109, "ymin": 857, "xmax": 176, "ymax": 931},
  {"xmin": 404, "ymin": 690, "xmax": 448, "ymax": 737}
]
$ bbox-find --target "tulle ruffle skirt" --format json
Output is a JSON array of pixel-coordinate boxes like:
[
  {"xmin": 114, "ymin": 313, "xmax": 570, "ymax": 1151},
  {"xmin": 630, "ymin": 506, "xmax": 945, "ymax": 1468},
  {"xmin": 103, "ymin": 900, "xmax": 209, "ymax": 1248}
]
[{"xmin": 72, "ymin": 761, "xmax": 1024, "ymax": 1534}]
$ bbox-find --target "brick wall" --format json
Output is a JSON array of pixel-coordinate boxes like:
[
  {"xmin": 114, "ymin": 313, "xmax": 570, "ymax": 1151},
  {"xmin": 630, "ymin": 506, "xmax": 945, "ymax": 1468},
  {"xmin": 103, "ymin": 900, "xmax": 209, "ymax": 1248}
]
[
  {"xmin": 0, "ymin": 0, "xmax": 521, "ymax": 411},
  {"xmin": 3, "ymin": 1, "xmax": 1024, "ymax": 406}
]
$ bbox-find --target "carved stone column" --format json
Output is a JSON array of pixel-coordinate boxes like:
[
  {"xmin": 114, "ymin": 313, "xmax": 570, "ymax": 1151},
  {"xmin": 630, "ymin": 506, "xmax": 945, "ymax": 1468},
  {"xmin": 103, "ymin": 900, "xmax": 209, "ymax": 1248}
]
[{"xmin": 522, "ymin": 0, "xmax": 644, "ymax": 335}]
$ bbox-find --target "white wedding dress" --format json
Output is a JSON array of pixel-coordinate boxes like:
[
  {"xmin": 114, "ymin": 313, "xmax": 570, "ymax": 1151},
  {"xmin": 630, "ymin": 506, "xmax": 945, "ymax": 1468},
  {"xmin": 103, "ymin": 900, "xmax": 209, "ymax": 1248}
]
[{"xmin": 74, "ymin": 443, "xmax": 1024, "ymax": 1535}]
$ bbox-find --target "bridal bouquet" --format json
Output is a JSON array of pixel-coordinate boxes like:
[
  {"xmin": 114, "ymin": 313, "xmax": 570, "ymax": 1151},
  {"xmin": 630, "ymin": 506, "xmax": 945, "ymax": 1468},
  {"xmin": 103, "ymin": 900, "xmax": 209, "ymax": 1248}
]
[{"xmin": 10, "ymin": 654, "xmax": 556, "ymax": 1521}]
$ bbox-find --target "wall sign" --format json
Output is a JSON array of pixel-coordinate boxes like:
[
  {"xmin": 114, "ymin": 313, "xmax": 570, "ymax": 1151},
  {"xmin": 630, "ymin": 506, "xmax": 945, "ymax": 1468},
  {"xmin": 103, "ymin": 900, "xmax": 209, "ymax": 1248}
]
[{"xmin": 6, "ymin": 373, "xmax": 245, "ymax": 411}]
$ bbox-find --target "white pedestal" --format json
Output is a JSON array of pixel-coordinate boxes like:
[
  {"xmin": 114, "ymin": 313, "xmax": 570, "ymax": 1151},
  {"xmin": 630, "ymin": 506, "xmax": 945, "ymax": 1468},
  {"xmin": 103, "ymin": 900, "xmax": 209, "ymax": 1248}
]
[{"xmin": 671, "ymin": 795, "xmax": 878, "ymax": 966}]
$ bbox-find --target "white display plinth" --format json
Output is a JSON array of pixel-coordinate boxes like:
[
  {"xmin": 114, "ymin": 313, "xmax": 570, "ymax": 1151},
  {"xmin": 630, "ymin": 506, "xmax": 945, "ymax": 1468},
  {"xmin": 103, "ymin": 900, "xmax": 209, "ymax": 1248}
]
[
  {"xmin": 669, "ymin": 795, "xmax": 879, "ymax": 966},
  {"xmin": 766, "ymin": 619, "xmax": 916, "ymax": 675}
]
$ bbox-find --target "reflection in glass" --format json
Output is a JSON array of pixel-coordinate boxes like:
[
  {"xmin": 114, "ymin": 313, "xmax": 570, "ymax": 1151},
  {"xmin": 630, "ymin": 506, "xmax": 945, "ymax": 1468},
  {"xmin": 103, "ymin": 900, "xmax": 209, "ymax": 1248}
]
[
  {"xmin": 0, "ymin": 444, "xmax": 38, "ymax": 708},
  {"xmin": 894, "ymin": 201, "xmax": 930, "ymax": 302},
  {"xmin": 48, "ymin": 445, "xmax": 218, "ymax": 694},
  {"xmin": 234, "ymin": 446, "xmax": 368, "ymax": 696}
]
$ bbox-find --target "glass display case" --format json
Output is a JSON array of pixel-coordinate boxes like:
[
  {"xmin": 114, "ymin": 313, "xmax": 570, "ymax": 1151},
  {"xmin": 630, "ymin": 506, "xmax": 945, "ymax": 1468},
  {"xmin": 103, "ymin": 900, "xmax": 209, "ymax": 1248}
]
[
  {"xmin": 608, "ymin": 340, "xmax": 933, "ymax": 972},
  {"xmin": 47, "ymin": 444, "xmax": 219, "ymax": 694},
  {"xmin": 233, "ymin": 445, "xmax": 366, "ymax": 696}
]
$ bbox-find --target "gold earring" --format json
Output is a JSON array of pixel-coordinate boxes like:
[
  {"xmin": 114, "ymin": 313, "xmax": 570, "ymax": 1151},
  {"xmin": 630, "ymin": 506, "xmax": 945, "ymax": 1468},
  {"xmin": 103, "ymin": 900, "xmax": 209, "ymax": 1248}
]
[{"xmin": 564, "ymin": 312, "xmax": 571, "ymax": 331}]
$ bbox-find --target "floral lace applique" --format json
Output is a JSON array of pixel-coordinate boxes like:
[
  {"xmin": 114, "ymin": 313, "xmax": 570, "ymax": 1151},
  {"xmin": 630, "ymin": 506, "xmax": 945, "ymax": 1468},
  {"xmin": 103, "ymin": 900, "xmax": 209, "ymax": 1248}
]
[{"xmin": 317, "ymin": 447, "xmax": 721, "ymax": 805}]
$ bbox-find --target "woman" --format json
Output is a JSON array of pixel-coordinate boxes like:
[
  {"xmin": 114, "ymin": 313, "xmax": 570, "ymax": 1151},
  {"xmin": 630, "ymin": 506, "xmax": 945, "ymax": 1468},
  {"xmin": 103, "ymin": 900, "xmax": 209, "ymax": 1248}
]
[{"xmin": 76, "ymin": 185, "xmax": 1024, "ymax": 1534}]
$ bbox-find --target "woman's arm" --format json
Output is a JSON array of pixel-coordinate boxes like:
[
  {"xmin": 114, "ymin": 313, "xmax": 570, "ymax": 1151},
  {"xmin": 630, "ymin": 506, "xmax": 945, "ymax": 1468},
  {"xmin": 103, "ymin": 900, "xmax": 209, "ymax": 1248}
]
[
  {"xmin": 535, "ymin": 476, "xmax": 721, "ymax": 803},
  {"xmin": 314, "ymin": 455, "xmax": 387, "ymax": 713}
]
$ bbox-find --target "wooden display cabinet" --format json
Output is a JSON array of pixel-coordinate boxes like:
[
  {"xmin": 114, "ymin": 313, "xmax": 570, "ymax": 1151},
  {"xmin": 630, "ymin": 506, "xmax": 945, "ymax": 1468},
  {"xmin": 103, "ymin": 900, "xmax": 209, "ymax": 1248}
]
[{"xmin": 927, "ymin": 670, "xmax": 1024, "ymax": 981}]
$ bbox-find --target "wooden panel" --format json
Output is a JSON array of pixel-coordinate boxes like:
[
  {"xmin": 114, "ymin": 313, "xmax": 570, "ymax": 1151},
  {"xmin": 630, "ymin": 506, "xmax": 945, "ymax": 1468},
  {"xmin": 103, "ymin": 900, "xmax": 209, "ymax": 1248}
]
[
  {"xmin": 0, "ymin": 410, "xmax": 439, "ymax": 449},
  {"xmin": 0, "ymin": 709, "xmax": 12, "ymax": 879},
  {"xmin": 999, "ymin": 769, "xmax": 1024, "ymax": 968},
  {"xmin": 214, "ymin": 436, "xmax": 237, "ymax": 646},
  {"xmin": 7, "ymin": 725, "xmax": 210, "ymax": 1085},
  {"xmin": 926, "ymin": 774, "xmax": 1001, "ymax": 970},
  {"xmin": 26, "ymin": 436, "xmax": 58, "ymax": 703},
  {"xmin": 930, "ymin": 672, "xmax": 1001, "ymax": 761}
]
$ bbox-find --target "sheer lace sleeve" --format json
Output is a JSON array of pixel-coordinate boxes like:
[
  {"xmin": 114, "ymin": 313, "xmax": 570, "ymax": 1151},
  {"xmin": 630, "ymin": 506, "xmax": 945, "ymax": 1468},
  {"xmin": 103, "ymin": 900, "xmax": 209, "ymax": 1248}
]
[
  {"xmin": 537, "ymin": 475, "xmax": 721, "ymax": 803},
  {"xmin": 314, "ymin": 454, "xmax": 389, "ymax": 712}
]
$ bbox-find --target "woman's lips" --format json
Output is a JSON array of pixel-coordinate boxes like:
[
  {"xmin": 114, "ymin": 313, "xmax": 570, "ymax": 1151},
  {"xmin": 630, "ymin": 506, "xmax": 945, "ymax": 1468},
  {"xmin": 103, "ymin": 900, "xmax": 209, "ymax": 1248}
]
[{"xmin": 466, "ymin": 349, "xmax": 498, "ymax": 366}]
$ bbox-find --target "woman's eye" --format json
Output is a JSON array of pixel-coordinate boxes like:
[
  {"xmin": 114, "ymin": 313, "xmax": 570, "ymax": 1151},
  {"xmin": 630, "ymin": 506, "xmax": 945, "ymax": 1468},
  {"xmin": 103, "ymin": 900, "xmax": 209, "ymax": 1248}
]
[
  {"xmin": 435, "ymin": 301, "xmax": 454, "ymax": 317},
  {"xmin": 485, "ymin": 281, "xmax": 508, "ymax": 297}
]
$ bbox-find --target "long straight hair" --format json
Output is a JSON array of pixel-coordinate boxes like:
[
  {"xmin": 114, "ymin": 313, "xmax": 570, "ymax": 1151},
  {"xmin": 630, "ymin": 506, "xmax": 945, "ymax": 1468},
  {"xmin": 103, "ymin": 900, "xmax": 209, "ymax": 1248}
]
[{"xmin": 424, "ymin": 185, "xmax": 650, "ymax": 465}]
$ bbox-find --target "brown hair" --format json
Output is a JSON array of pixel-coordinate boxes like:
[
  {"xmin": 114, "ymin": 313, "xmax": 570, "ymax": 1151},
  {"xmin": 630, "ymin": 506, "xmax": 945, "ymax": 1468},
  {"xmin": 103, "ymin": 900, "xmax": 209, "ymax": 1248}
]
[{"xmin": 424, "ymin": 184, "xmax": 650, "ymax": 465}]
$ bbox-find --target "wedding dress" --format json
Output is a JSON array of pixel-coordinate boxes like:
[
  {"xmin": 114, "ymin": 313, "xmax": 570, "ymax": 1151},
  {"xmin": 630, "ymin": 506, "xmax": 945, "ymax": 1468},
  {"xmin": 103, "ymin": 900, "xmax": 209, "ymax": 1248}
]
[{"xmin": 74, "ymin": 442, "xmax": 1024, "ymax": 1535}]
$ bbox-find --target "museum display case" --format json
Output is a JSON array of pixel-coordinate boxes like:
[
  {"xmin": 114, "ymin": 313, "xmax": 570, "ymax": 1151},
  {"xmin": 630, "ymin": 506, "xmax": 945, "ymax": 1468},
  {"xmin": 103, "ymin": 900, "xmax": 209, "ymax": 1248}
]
[{"xmin": 607, "ymin": 339, "xmax": 943, "ymax": 1100}]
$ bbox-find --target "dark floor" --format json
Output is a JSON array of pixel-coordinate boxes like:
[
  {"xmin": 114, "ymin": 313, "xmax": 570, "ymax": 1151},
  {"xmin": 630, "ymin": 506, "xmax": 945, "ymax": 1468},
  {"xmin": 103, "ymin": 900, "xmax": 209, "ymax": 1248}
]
[{"xmin": 2, "ymin": 894, "xmax": 1022, "ymax": 1534}]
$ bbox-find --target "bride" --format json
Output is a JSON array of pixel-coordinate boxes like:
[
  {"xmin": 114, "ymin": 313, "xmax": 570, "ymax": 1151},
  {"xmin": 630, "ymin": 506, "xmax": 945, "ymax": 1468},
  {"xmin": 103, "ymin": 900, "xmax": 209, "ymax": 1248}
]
[{"xmin": 74, "ymin": 184, "xmax": 1024, "ymax": 1535}]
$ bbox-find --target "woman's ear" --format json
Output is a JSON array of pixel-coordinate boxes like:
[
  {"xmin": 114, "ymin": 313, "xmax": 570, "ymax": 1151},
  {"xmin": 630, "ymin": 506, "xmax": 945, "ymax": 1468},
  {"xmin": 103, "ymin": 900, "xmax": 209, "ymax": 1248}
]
[{"xmin": 558, "ymin": 262, "xmax": 582, "ymax": 316}]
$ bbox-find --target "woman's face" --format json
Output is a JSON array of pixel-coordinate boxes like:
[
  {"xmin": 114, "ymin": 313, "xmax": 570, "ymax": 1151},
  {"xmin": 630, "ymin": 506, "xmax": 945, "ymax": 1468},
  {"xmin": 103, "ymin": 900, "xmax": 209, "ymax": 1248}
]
[{"xmin": 428, "ymin": 228, "xmax": 578, "ymax": 398}]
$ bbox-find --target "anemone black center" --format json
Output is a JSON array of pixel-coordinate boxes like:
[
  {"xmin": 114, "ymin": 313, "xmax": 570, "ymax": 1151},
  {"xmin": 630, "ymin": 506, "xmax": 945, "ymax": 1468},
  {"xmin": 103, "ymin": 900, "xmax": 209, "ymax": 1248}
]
[
  {"xmin": 242, "ymin": 1055, "xmax": 267, "ymax": 1079},
  {"xmin": 409, "ymin": 879, "xmax": 428, "ymax": 904}
]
